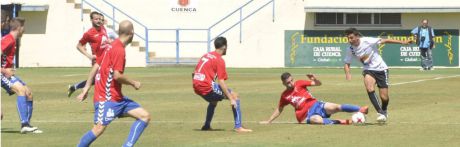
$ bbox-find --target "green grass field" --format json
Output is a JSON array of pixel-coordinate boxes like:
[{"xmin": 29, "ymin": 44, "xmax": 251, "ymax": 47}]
[{"xmin": 1, "ymin": 67, "xmax": 460, "ymax": 146}]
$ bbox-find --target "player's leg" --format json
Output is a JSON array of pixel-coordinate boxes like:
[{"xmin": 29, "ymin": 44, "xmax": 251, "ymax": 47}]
[
  {"xmin": 23, "ymin": 85, "xmax": 35, "ymax": 125},
  {"xmin": 78, "ymin": 123, "xmax": 106, "ymax": 147},
  {"xmin": 324, "ymin": 102, "xmax": 367, "ymax": 115},
  {"xmin": 123, "ymin": 100, "xmax": 150, "ymax": 147},
  {"xmin": 307, "ymin": 115, "xmax": 324, "ymax": 124},
  {"xmin": 363, "ymin": 72, "xmax": 384, "ymax": 115},
  {"xmin": 200, "ymin": 82, "xmax": 224, "ymax": 130},
  {"xmin": 68, "ymin": 80, "xmax": 87, "ymax": 97},
  {"xmin": 307, "ymin": 102, "xmax": 350, "ymax": 125},
  {"xmin": 229, "ymin": 92, "xmax": 252, "ymax": 132},
  {"xmin": 79, "ymin": 101, "xmax": 113, "ymax": 147},
  {"xmin": 375, "ymin": 69, "xmax": 390, "ymax": 122},
  {"xmin": 379, "ymin": 88, "xmax": 389, "ymax": 113},
  {"xmin": 203, "ymin": 101, "xmax": 218, "ymax": 130}
]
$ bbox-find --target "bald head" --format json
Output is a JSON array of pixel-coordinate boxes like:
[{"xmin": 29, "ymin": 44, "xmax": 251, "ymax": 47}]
[
  {"xmin": 118, "ymin": 20, "xmax": 134, "ymax": 45},
  {"xmin": 118, "ymin": 20, "xmax": 133, "ymax": 36}
]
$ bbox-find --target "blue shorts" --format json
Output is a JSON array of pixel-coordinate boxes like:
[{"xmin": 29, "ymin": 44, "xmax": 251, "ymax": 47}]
[
  {"xmin": 1, "ymin": 74, "xmax": 26, "ymax": 95},
  {"xmin": 306, "ymin": 101, "xmax": 331, "ymax": 124},
  {"xmin": 93, "ymin": 96, "xmax": 141, "ymax": 126},
  {"xmin": 200, "ymin": 82, "xmax": 232, "ymax": 102}
]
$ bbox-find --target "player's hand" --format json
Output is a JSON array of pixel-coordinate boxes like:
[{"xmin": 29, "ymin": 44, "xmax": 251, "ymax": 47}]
[
  {"xmin": 76, "ymin": 92, "xmax": 88, "ymax": 102},
  {"xmin": 306, "ymin": 74, "xmax": 316, "ymax": 80},
  {"xmin": 259, "ymin": 121, "xmax": 271, "ymax": 125},
  {"xmin": 132, "ymin": 81, "xmax": 141, "ymax": 90},
  {"xmin": 230, "ymin": 99, "xmax": 237, "ymax": 109},
  {"xmin": 76, "ymin": 87, "xmax": 89, "ymax": 102},
  {"xmin": 346, "ymin": 74, "xmax": 352, "ymax": 80}
]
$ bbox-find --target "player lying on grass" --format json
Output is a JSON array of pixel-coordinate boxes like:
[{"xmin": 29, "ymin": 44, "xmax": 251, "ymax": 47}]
[{"xmin": 260, "ymin": 72, "xmax": 368, "ymax": 125}]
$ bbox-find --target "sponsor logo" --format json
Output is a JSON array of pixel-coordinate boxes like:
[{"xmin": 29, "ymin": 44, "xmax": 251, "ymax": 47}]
[{"xmin": 171, "ymin": 0, "xmax": 197, "ymax": 12}]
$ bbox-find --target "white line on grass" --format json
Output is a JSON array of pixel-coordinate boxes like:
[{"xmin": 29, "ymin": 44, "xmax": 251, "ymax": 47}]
[
  {"xmin": 62, "ymin": 74, "xmax": 87, "ymax": 77},
  {"xmin": 3, "ymin": 120, "xmax": 460, "ymax": 125},
  {"xmin": 390, "ymin": 75, "xmax": 460, "ymax": 86}
]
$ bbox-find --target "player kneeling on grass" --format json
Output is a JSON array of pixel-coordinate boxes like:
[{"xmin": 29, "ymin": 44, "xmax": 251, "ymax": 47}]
[
  {"xmin": 260, "ymin": 72, "xmax": 369, "ymax": 125},
  {"xmin": 192, "ymin": 37, "xmax": 252, "ymax": 133},
  {"xmin": 76, "ymin": 20, "xmax": 150, "ymax": 147}
]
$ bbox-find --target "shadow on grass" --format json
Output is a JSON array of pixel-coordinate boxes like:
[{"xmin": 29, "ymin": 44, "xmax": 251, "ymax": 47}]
[
  {"xmin": 193, "ymin": 128, "xmax": 226, "ymax": 132},
  {"xmin": 1, "ymin": 128, "xmax": 20, "ymax": 134}
]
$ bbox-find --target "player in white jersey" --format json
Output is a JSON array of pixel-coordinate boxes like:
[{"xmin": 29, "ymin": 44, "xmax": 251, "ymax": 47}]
[{"xmin": 343, "ymin": 28, "xmax": 413, "ymax": 123}]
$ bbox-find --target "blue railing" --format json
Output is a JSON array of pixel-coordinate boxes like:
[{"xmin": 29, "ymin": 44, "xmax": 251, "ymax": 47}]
[
  {"xmin": 81, "ymin": 0, "xmax": 275, "ymax": 65},
  {"xmin": 81, "ymin": 0, "xmax": 150, "ymax": 64}
]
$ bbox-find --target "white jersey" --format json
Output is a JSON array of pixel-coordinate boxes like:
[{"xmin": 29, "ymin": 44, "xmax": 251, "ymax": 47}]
[{"xmin": 343, "ymin": 37, "xmax": 388, "ymax": 71}]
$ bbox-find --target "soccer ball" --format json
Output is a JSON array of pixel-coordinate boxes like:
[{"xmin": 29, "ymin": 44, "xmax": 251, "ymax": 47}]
[{"xmin": 351, "ymin": 112, "xmax": 366, "ymax": 124}]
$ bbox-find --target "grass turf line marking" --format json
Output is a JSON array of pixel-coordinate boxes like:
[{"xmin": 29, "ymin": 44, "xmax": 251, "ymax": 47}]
[{"xmin": 390, "ymin": 75, "xmax": 460, "ymax": 86}]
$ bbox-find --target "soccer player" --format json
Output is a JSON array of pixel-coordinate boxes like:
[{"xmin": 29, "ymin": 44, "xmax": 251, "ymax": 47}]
[
  {"xmin": 100, "ymin": 14, "xmax": 118, "ymax": 41},
  {"xmin": 1, "ymin": 17, "xmax": 42, "ymax": 133},
  {"xmin": 77, "ymin": 20, "xmax": 150, "ymax": 147},
  {"xmin": 343, "ymin": 28, "xmax": 412, "ymax": 123},
  {"xmin": 192, "ymin": 37, "xmax": 252, "ymax": 133},
  {"xmin": 67, "ymin": 11, "xmax": 109, "ymax": 97},
  {"xmin": 260, "ymin": 72, "xmax": 368, "ymax": 125}
]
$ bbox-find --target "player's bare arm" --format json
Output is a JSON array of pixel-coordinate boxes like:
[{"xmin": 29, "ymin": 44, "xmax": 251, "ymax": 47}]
[
  {"xmin": 113, "ymin": 70, "xmax": 141, "ymax": 90},
  {"xmin": 76, "ymin": 42, "xmax": 95, "ymax": 61},
  {"xmin": 344, "ymin": 63, "xmax": 352, "ymax": 80},
  {"xmin": 76, "ymin": 63, "xmax": 100, "ymax": 101},
  {"xmin": 380, "ymin": 39, "xmax": 413, "ymax": 45},
  {"xmin": 260, "ymin": 106, "xmax": 284, "ymax": 124}
]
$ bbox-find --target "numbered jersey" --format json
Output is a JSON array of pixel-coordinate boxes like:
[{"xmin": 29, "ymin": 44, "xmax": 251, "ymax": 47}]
[
  {"xmin": 343, "ymin": 37, "xmax": 388, "ymax": 71},
  {"xmin": 193, "ymin": 51, "xmax": 228, "ymax": 96},
  {"xmin": 279, "ymin": 80, "xmax": 318, "ymax": 123}
]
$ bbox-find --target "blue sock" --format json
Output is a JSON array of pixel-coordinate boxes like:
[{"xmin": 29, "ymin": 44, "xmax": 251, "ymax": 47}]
[
  {"xmin": 231, "ymin": 99, "xmax": 242, "ymax": 129},
  {"xmin": 78, "ymin": 131, "xmax": 97, "ymax": 147},
  {"xmin": 74, "ymin": 80, "xmax": 87, "ymax": 89},
  {"xmin": 204, "ymin": 103, "xmax": 217, "ymax": 128},
  {"xmin": 124, "ymin": 120, "xmax": 148, "ymax": 147},
  {"xmin": 26, "ymin": 100, "xmax": 33, "ymax": 122},
  {"xmin": 16, "ymin": 96, "xmax": 29, "ymax": 125},
  {"xmin": 341, "ymin": 104, "xmax": 360, "ymax": 112}
]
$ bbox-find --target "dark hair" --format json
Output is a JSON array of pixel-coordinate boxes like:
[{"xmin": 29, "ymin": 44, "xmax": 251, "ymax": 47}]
[
  {"xmin": 344, "ymin": 28, "xmax": 361, "ymax": 36},
  {"xmin": 214, "ymin": 37, "xmax": 227, "ymax": 49},
  {"xmin": 9, "ymin": 17, "xmax": 25, "ymax": 30},
  {"xmin": 90, "ymin": 11, "xmax": 100, "ymax": 19},
  {"xmin": 281, "ymin": 72, "xmax": 291, "ymax": 82}
]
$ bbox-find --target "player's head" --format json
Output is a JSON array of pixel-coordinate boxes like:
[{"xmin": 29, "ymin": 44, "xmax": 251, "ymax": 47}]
[
  {"xmin": 421, "ymin": 19, "xmax": 428, "ymax": 28},
  {"xmin": 281, "ymin": 72, "xmax": 294, "ymax": 89},
  {"xmin": 1, "ymin": 9, "xmax": 10, "ymax": 30},
  {"xmin": 214, "ymin": 37, "xmax": 227, "ymax": 55},
  {"xmin": 99, "ymin": 13, "xmax": 107, "ymax": 25},
  {"xmin": 118, "ymin": 20, "xmax": 134, "ymax": 44},
  {"xmin": 345, "ymin": 28, "xmax": 361, "ymax": 46},
  {"xmin": 90, "ymin": 11, "xmax": 102, "ymax": 28},
  {"xmin": 9, "ymin": 17, "xmax": 25, "ymax": 38}
]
